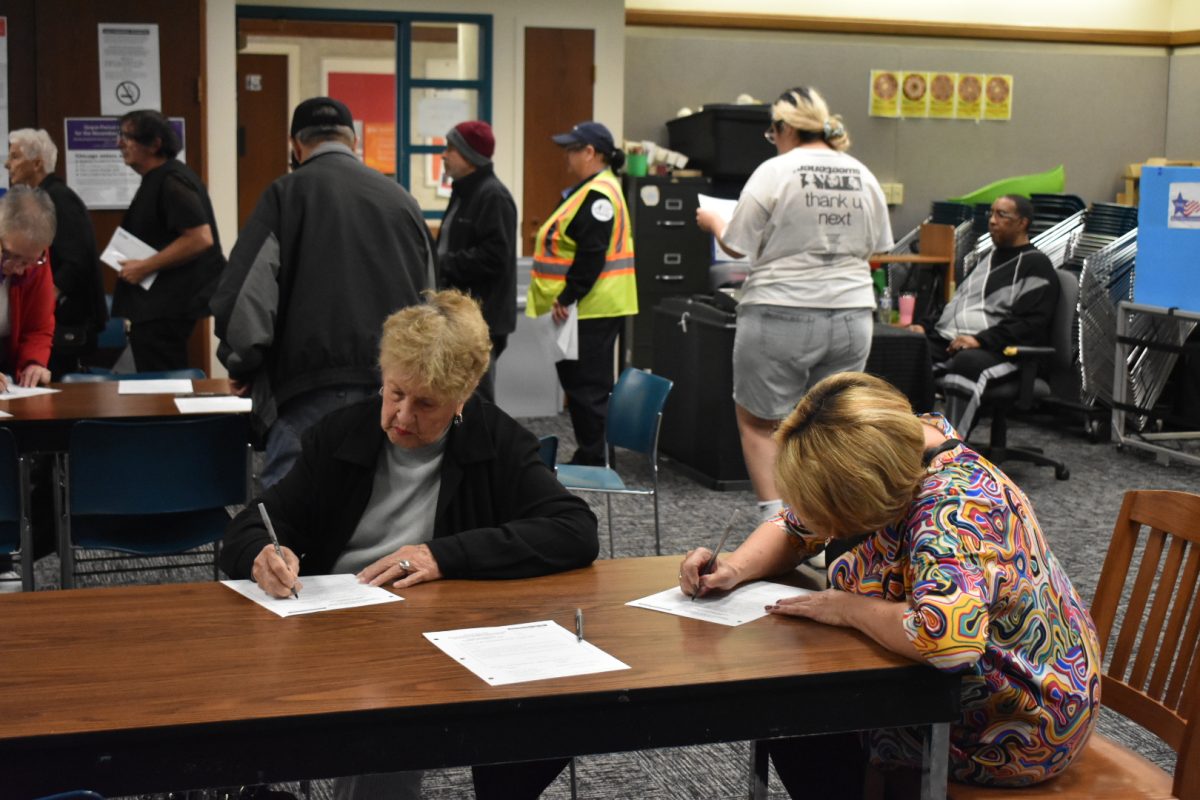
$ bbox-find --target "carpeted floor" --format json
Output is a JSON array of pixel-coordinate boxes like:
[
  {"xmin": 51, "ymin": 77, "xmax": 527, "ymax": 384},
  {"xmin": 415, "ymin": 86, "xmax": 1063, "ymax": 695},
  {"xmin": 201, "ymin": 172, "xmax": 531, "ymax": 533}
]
[{"xmin": 36, "ymin": 405, "xmax": 1199, "ymax": 800}]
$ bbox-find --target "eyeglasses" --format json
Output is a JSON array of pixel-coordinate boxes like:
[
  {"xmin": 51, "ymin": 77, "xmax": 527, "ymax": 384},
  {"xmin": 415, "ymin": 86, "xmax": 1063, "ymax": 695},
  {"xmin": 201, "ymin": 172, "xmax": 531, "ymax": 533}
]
[
  {"xmin": 989, "ymin": 209, "xmax": 1018, "ymax": 221},
  {"xmin": 0, "ymin": 242, "xmax": 48, "ymax": 273},
  {"xmin": 764, "ymin": 120, "xmax": 784, "ymax": 145}
]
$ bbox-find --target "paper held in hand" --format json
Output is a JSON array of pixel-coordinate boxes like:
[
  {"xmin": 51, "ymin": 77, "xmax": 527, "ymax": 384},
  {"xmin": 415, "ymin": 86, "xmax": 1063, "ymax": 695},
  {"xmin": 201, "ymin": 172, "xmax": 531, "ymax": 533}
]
[{"xmin": 100, "ymin": 227, "xmax": 159, "ymax": 290}]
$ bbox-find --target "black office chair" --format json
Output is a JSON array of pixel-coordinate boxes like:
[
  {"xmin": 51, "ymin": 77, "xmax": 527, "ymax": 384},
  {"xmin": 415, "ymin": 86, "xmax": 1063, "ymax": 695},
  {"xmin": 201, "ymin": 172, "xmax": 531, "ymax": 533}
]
[{"xmin": 973, "ymin": 269, "xmax": 1078, "ymax": 480}]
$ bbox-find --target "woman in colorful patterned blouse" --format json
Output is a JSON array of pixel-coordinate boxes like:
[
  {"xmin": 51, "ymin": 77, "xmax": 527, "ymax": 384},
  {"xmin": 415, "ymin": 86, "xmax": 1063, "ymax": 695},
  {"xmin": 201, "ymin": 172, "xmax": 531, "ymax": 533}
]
[{"xmin": 678, "ymin": 371, "xmax": 1100, "ymax": 797}]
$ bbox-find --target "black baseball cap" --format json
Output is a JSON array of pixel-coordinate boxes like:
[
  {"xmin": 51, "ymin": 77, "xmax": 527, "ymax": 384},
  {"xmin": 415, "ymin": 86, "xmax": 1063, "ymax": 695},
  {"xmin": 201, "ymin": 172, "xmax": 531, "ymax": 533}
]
[
  {"xmin": 551, "ymin": 121, "xmax": 614, "ymax": 154},
  {"xmin": 290, "ymin": 97, "xmax": 354, "ymax": 136}
]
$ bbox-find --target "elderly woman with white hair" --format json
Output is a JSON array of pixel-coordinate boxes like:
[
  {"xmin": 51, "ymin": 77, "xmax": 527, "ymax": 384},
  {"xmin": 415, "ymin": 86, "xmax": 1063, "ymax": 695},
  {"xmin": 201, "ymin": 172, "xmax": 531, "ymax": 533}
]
[
  {"xmin": 6, "ymin": 128, "xmax": 107, "ymax": 375},
  {"xmin": 0, "ymin": 184, "xmax": 58, "ymax": 390},
  {"xmin": 696, "ymin": 85, "xmax": 894, "ymax": 523}
]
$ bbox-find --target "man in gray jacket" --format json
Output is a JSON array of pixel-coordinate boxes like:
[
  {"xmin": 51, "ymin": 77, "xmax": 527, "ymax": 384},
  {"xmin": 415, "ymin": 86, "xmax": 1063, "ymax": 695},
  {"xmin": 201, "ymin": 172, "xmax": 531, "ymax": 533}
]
[{"xmin": 212, "ymin": 96, "xmax": 434, "ymax": 487}]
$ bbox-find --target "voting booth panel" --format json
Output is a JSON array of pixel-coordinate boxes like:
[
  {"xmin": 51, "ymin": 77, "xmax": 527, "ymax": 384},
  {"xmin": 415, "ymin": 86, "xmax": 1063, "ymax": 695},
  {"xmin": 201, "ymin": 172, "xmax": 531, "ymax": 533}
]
[{"xmin": 1136, "ymin": 166, "xmax": 1200, "ymax": 313}]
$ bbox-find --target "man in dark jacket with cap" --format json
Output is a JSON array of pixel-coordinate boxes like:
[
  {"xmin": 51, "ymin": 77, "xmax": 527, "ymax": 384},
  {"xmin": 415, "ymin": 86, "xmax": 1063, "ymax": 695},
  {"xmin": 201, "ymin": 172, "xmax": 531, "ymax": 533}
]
[
  {"xmin": 436, "ymin": 121, "xmax": 517, "ymax": 401},
  {"xmin": 212, "ymin": 96, "xmax": 435, "ymax": 487}
]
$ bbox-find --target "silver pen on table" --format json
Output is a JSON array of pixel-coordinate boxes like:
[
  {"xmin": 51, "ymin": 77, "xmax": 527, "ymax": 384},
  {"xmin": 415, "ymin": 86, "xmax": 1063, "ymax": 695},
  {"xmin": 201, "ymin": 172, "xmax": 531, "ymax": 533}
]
[
  {"xmin": 691, "ymin": 510, "xmax": 740, "ymax": 601},
  {"xmin": 575, "ymin": 608, "xmax": 584, "ymax": 642},
  {"xmin": 258, "ymin": 502, "xmax": 299, "ymax": 599}
]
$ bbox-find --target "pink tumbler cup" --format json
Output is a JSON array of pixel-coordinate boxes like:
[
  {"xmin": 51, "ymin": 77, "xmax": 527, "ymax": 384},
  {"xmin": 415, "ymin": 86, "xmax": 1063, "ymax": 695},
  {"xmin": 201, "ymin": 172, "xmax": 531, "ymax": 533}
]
[{"xmin": 898, "ymin": 293, "xmax": 916, "ymax": 326}]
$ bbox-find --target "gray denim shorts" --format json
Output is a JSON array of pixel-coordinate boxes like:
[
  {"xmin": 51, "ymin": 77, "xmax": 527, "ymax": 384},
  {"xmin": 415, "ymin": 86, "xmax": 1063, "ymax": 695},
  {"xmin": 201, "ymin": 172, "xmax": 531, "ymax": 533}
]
[{"xmin": 732, "ymin": 304, "xmax": 873, "ymax": 420}]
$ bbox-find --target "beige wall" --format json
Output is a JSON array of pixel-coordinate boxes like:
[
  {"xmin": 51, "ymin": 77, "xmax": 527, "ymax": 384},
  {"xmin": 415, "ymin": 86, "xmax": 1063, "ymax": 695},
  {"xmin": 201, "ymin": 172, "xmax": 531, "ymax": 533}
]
[
  {"xmin": 625, "ymin": 0, "xmax": 1177, "ymax": 31},
  {"xmin": 626, "ymin": 26, "xmax": 1172, "ymax": 234}
]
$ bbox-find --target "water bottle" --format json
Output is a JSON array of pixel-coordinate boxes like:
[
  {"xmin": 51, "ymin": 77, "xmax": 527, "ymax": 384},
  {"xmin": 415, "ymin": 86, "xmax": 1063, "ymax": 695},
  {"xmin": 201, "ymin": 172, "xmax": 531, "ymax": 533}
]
[{"xmin": 877, "ymin": 291, "xmax": 892, "ymax": 325}]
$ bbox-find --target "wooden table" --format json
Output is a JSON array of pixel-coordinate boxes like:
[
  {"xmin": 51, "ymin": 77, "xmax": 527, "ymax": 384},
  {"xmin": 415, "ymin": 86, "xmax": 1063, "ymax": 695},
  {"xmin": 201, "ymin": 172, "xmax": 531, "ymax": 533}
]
[
  {"xmin": 0, "ymin": 556, "xmax": 960, "ymax": 798},
  {"xmin": 0, "ymin": 378, "xmax": 236, "ymax": 451}
]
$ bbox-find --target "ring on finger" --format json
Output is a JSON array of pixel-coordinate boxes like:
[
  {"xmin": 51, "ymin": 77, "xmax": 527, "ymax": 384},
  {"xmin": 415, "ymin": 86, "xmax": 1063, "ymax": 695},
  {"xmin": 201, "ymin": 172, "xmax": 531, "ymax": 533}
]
[{"xmin": 397, "ymin": 559, "xmax": 412, "ymax": 572}]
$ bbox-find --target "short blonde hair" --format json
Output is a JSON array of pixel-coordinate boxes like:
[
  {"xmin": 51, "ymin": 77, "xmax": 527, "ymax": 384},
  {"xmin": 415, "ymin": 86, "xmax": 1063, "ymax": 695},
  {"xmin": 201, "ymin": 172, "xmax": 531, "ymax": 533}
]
[
  {"xmin": 378, "ymin": 289, "xmax": 492, "ymax": 402},
  {"xmin": 772, "ymin": 86, "xmax": 851, "ymax": 152},
  {"xmin": 773, "ymin": 372, "xmax": 925, "ymax": 538}
]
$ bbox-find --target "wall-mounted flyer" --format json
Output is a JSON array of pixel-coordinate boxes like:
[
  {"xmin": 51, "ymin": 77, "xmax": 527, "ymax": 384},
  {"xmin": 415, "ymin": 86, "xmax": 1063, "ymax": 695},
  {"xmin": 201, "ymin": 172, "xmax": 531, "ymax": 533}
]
[
  {"xmin": 98, "ymin": 23, "xmax": 162, "ymax": 116},
  {"xmin": 64, "ymin": 117, "xmax": 184, "ymax": 209}
]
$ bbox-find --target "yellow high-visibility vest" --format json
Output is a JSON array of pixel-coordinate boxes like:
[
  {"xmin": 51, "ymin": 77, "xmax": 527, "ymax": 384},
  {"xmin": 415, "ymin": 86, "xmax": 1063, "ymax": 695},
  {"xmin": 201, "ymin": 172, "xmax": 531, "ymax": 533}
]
[{"xmin": 526, "ymin": 169, "xmax": 637, "ymax": 319}]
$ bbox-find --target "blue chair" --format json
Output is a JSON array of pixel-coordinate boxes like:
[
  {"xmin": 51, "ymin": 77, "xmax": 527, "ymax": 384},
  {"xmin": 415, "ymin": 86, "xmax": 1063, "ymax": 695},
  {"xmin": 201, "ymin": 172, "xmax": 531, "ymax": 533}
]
[
  {"xmin": 0, "ymin": 428, "xmax": 33, "ymax": 591},
  {"xmin": 57, "ymin": 416, "xmax": 251, "ymax": 589},
  {"xmin": 556, "ymin": 368, "xmax": 673, "ymax": 557},
  {"xmin": 60, "ymin": 368, "xmax": 206, "ymax": 383},
  {"xmin": 537, "ymin": 435, "xmax": 559, "ymax": 470},
  {"xmin": 96, "ymin": 315, "xmax": 127, "ymax": 351}
]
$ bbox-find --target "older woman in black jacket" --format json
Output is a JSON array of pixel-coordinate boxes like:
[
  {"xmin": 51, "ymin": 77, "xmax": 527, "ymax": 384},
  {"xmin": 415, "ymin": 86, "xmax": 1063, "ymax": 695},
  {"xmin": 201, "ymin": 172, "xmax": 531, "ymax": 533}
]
[{"xmin": 222, "ymin": 288, "xmax": 597, "ymax": 799}]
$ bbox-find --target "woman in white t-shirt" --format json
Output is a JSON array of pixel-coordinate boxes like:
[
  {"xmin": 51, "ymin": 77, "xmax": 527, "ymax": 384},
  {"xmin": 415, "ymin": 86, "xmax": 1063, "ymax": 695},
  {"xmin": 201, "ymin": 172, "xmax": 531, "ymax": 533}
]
[{"xmin": 697, "ymin": 86, "xmax": 893, "ymax": 521}]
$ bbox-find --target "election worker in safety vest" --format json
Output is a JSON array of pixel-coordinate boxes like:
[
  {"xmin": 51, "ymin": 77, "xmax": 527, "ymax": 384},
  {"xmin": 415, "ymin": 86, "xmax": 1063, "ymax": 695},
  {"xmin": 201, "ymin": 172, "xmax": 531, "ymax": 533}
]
[{"xmin": 527, "ymin": 121, "xmax": 637, "ymax": 465}]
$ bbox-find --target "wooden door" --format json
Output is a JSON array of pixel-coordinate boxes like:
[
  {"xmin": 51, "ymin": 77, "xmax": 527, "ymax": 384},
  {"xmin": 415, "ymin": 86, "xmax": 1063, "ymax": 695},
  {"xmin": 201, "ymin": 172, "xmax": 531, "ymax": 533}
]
[
  {"xmin": 521, "ymin": 28, "xmax": 594, "ymax": 255},
  {"xmin": 236, "ymin": 53, "xmax": 290, "ymax": 233}
]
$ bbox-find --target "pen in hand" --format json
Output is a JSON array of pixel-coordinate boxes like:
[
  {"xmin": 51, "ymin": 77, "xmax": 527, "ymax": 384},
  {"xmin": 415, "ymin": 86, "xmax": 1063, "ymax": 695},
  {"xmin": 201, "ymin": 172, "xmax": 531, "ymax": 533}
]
[
  {"xmin": 692, "ymin": 510, "xmax": 740, "ymax": 601},
  {"xmin": 575, "ymin": 608, "xmax": 584, "ymax": 642},
  {"xmin": 258, "ymin": 502, "xmax": 299, "ymax": 599}
]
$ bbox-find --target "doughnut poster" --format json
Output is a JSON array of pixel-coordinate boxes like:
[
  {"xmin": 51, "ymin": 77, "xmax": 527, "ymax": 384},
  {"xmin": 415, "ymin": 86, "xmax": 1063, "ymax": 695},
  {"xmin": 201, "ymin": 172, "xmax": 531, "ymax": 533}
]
[
  {"xmin": 868, "ymin": 69, "xmax": 1012, "ymax": 121},
  {"xmin": 900, "ymin": 72, "xmax": 929, "ymax": 117},
  {"xmin": 955, "ymin": 74, "xmax": 984, "ymax": 119},
  {"xmin": 869, "ymin": 70, "xmax": 900, "ymax": 117},
  {"xmin": 983, "ymin": 74, "xmax": 1014, "ymax": 120}
]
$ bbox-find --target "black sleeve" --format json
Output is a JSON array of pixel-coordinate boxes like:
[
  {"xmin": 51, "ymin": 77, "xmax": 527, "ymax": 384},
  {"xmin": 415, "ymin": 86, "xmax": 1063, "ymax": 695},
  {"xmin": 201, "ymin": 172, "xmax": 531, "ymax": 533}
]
[
  {"xmin": 220, "ymin": 420, "xmax": 329, "ymax": 579},
  {"xmin": 975, "ymin": 253, "xmax": 1060, "ymax": 350},
  {"xmin": 48, "ymin": 195, "xmax": 99, "ymax": 299},
  {"xmin": 425, "ymin": 415, "xmax": 600, "ymax": 579},
  {"xmin": 161, "ymin": 173, "xmax": 210, "ymax": 234},
  {"xmin": 439, "ymin": 191, "xmax": 517, "ymax": 290},
  {"xmin": 556, "ymin": 189, "xmax": 614, "ymax": 307}
]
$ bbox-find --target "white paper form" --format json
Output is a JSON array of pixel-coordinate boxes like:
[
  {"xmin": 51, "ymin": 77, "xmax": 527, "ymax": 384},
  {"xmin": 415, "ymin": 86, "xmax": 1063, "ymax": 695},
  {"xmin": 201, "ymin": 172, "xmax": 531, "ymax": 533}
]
[
  {"xmin": 698, "ymin": 193, "xmax": 750, "ymax": 264},
  {"xmin": 118, "ymin": 379, "xmax": 193, "ymax": 394},
  {"xmin": 424, "ymin": 620, "xmax": 630, "ymax": 686},
  {"xmin": 100, "ymin": 226, "xmax": 158, "ymax": 290},
  {"xmin": 221, "ymin": 573, "xmax": 402, "ymax": 617},
  {"xmin": 0, "ymin": 384, "xmax": 60, "ymax": 401},
  {"xmin": 174, "ymin": 396, "xmax": 252, "ymax": 414},
  {"xmin": 627, "ymin": 581, "xmax": 813, "ymax": 627},
  {"xmin": 531, "ymin": 304, "xmax": 578, "ymax": 362}
]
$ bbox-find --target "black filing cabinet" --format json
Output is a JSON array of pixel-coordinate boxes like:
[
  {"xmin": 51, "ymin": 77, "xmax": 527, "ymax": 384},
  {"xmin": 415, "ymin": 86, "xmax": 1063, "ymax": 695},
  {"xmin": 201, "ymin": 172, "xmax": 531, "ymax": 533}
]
[{"xmin": 624, "ymin": 175, "xmax": 712, "ymax": 370}]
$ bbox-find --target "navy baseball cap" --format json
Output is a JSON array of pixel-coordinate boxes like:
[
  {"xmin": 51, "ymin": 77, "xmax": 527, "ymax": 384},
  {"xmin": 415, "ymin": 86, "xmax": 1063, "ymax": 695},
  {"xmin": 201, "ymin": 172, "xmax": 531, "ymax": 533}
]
[
  {"xmin": 290, "ymin": 97, "xmax": 354, "ymax": 136},
  {"xmin": 551, "ymin": 121, "xmax": 614, "ymax": 153}
]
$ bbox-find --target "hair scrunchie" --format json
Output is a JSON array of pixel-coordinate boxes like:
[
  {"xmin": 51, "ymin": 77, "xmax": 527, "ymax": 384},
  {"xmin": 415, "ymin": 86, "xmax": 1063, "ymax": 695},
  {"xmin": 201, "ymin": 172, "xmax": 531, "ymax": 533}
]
[{"xmin": 822, "ymin": 119, "xmax": 845, "ymax": 140}]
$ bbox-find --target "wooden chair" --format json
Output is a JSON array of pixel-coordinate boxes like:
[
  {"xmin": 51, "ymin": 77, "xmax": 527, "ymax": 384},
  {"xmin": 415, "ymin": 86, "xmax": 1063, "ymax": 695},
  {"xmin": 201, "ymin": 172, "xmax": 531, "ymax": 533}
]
[{"xmin": 949, "ymin": 489, "xmax": 1200, "ymax": 799}]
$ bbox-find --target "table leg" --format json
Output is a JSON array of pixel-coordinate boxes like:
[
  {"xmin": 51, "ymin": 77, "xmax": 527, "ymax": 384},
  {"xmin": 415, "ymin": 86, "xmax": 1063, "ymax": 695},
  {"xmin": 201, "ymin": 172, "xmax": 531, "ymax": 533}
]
[
  {"xmin": 919, "ymin": 722, "xmax": 950, "ymax": 800},
  {"xmin": 748, "ymin": 739, "xmax": 769, "ymax": 800}
]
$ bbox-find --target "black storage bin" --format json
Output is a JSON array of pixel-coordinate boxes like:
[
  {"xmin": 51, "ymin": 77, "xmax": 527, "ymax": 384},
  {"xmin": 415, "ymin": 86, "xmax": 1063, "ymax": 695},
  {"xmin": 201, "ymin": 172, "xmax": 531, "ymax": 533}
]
[
  {"xmin": 666, "ymin": 105, "xmax": 774, "ymax": 179},
  {"xmin": 653, "ymin": 296, "xmax": 749, "ymax": 490}
]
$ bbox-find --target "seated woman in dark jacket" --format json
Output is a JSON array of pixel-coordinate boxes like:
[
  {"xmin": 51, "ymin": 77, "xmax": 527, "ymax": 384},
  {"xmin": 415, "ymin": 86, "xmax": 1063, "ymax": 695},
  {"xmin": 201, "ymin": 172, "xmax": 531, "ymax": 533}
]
[{"xmin": 222, "ymin": 288, "xmax": 598, "ymax": 800}]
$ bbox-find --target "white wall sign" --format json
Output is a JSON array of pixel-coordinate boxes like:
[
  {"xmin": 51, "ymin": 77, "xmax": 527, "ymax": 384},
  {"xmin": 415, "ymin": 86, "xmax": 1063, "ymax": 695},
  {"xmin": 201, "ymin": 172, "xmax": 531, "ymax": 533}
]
[
  {"xmin": 64, "ymin": 117, "xmax": 185, "ymax": 209},
  {"xmin": 98, "ymin": 23, "xmax": 162, "ymax": 115}
]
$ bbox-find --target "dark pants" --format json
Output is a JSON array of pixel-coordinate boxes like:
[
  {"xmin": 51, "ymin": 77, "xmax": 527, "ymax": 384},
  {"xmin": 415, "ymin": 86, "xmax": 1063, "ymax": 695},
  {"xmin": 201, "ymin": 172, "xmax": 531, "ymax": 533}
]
[
  {"xmin": 556, "ymin": 317, "xmax": 622, "ymax": 466},
  {"xmin": 929, "ymin": 335, "xmax": 1014, "ymax": 436},
  {"xmin": 475, "ymin": 334, "xmax": 508, "ymax": 403},
  {"xmin": 762, "ymin": 733, "xmax": 871, "ymax": 799},
  {"xmin": 472, "ymin": 757, "xmax": 569, "ymax": 799},
  {"xmin": 128, "ymin": 316, "xmax": 198, "ymax": 372}
]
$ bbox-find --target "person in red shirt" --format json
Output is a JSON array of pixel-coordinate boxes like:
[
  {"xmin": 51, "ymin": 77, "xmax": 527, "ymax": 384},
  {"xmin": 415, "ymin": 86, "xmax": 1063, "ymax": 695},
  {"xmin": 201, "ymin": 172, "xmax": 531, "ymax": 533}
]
[{"xmin": 0, "ymin": 184, "xmax": 57, "ymax": 391}]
